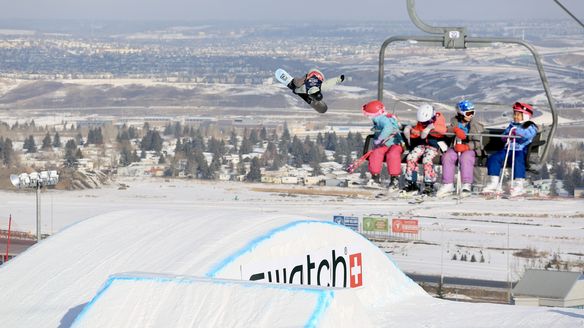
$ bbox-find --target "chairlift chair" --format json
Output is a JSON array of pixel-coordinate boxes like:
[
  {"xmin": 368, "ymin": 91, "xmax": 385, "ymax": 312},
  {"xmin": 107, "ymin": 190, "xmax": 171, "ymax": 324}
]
[{"xmin": 369, "ymin": 0, "xmax": 558, "ymax": 172}]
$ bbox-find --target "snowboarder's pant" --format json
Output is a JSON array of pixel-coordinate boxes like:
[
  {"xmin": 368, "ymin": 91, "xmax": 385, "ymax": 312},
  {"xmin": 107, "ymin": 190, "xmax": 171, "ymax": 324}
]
[
  {"xmin": 368, "ymin": 144, "xmax": 403, "ymax": 177},
  {"xmin": 487, "ymin": 148, "xmax": 527, "ymax": 179},
  {"xmin": 405, "ymin": 145, "xmax": 439, "ymax": 183},
  {"xmin": 441, "ymin": 148, "xmax": 475, "ymax": 184}
]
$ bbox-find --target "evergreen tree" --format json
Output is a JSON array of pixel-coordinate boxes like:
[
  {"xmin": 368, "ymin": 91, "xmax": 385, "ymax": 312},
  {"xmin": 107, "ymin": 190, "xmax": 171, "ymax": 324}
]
[
  {"xmin": 237, "ymin": 156, "xmax": 247, "ymax": 175},
  {"xmin": 281, "ymin": 123, "xmax": 291, "ymax": 142},
  {"xmin": 246, "ymin": 157, "xmax": 262, "ymax": 182},
  {"xmin": 1, "ymin": 138, "xmax": 15, "ymax": 166},
  {"xmin": 249, "ymin": 129, "xmax": 259, "ymax": 145},
  {"xmin": 52, "ymin": 132, "xmax": 61, "ymax": 148},
  {"xmin": 325, "ymin": 132, "xmax": 338, "ymax": 151},
  {"xmin": 41, "ymin": 132, "xmax": 52, "ymax": 151},
  {"xmin": 64, "ymin": 139, "xmax": 78, "ymax": 167},
  {"xmin": 260, "ymin": 127, "xmax": 267, "ymax": 141},
  {"xmin": 239, "ymin": 135, "xmax": 253, "ymax": 155},
  {"xmin": 24, "ymin": 135, "xmax": 37, "ymax": 153}
]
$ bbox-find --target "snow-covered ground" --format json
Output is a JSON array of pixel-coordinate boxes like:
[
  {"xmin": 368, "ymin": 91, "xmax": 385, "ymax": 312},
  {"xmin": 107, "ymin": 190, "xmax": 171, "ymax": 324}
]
[
  {"xmin": 0, "ymin": 201, "xmax": 582, "ymax": 327},
  {"xmin": 1, "ymin": 177, "xmax": 583, "ymax": 285}
]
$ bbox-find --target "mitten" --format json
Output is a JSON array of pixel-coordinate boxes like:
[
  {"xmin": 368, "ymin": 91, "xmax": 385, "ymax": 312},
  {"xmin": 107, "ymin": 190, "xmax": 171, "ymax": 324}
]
[
  {"xmin": 454, "ymin": 144, "xmax": 470, "ymax": 153},
  {"xmin": 453, "ymin": 127, "xmax": 466, "ymax": 140},
  {"xmin": 421, "ymin": 124, "xmax": 434, "ymax": 139}
]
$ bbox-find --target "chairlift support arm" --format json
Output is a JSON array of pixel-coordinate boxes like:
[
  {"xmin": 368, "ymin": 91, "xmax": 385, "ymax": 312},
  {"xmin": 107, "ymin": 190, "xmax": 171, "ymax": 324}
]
[{"xmin": 377, "ymin": 0, "xmax": 558, "ymax": 162}]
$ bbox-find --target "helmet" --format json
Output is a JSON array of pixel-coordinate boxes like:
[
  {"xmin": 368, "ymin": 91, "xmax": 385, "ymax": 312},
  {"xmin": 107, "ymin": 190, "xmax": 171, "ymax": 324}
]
[
  {"xmin": 306, "ymin": 68, "xmax": 324, "ymax": 81},
  {"xmin": 416, "ymin": 103, "xmax": 435, "ymax": 123},
  {"xmin": 457, "ymin": 100, "xmax": 475, "ymax": 115},
  {"xmin": 362, "ymin": 100, "xmax": 385, "ymax": 117},
  {"xmin": 513, "ymin": 102, "xmax": 533, "ymax": 121}
]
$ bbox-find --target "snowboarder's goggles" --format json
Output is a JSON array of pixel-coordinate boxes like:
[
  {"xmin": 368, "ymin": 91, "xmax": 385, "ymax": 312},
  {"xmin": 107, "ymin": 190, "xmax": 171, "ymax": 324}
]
[
  {"xmin": 306, "ymin": 71, "xmax": 324, "ymax": 81},
  {"xmin": 463, "ymin": 110, "xmax": 475, "ymax": 117}
]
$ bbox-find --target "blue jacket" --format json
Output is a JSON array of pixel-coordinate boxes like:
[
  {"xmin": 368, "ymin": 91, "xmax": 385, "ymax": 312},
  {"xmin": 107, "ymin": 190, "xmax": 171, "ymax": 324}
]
[
  {"xmin": 372, "ymin": 114, "xmax": 402, "ymax": 147},
  {"xmin": 503, "ymin": 121, "xmax": 538, "ymax": 151}
]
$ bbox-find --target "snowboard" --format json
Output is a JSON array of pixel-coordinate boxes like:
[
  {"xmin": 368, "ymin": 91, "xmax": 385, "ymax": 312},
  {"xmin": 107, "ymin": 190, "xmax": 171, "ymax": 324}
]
[{"xmin": 274, "ymin": 68, "xmax": 330, "ymax": 114}]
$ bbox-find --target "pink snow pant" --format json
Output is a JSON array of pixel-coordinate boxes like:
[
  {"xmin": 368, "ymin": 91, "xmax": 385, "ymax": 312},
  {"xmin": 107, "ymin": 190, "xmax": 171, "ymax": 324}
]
[
  {"xmin": 405, "ymin": 145, "xmax": 440, "ymax": 183},
  {"xmin": 368, "ymin": 144, "xmax": 403, "ymax": 177},
  {"xmin": 441, "ymin": 148, "xmax": 476, "ymax": 184}
]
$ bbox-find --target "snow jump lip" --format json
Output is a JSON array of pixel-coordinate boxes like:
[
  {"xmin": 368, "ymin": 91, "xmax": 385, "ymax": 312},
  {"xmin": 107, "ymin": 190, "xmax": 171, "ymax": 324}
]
[{"xmin": 71, "ymin": 273, "xmax": 337, "ymax": 328}]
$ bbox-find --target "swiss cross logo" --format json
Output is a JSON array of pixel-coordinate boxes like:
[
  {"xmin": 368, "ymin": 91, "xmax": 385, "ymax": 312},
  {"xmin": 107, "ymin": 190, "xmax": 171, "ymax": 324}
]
[{"xmin": 349, "ymin": 253, "xmax": 363, "ymax": 288}]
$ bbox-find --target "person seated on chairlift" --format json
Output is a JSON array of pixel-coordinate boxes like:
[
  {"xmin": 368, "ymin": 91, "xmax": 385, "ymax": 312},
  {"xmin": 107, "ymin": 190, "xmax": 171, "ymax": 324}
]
[
  {"xmin": 482, "ymin": 102, "xmax": 538, "ymax": 196},
  {"xmin": 436, "ymin": 100, "xmax": 485, "ymax": 197}
]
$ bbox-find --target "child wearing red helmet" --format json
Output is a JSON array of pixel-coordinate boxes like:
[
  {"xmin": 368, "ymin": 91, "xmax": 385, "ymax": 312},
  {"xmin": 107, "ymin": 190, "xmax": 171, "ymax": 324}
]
[
  {"xmin": 483, "ymin": 102, "xmax": 538, "ymax": 196},
  {"xmin": 361, "ymin": 100, "xmax": 404, "ymax": 190}
]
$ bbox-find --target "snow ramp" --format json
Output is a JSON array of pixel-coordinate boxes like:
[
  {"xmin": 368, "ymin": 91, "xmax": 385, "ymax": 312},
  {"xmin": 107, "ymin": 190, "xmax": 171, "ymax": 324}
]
[
  {"xmin": 0, "ymin": 209, "xmax": 424, "ymax": 328},
  {"xmin": 71, "ymin": 273, "xmax": 370, "ymax": 327}
]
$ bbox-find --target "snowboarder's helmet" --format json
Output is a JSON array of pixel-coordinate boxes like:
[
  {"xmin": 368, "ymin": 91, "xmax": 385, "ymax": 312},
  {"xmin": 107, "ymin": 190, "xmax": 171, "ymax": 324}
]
[
  {"xmin": 513, "ymin": 102, "xmax": 533, "ymax": 122},
  {"xmin": 306, "ymin": 68, "xmax": 324, "ymax": 81},
  {"xmin": 417, "ymin": 103, "xmax": 435, "ymax": 123},
  {"xmin": 457, "ymin": 100, "xmax": 475, "ymax": 115},
  {"xmin": 362, "ymin": 100, "xmax": 385, "ymax": 117}
]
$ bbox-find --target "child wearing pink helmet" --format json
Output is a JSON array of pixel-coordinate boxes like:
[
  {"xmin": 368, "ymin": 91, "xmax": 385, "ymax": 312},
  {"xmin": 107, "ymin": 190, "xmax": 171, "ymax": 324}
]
[{"xmin": 361, "ymin": 100, "xmax": 404, "ymax": 190}]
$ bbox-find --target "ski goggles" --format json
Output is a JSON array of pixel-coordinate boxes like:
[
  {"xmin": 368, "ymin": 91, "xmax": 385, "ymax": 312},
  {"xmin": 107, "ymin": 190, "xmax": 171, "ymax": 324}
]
[{"xmin": 463, "ymin": 110, "xmax": 475, "ymax": 117}]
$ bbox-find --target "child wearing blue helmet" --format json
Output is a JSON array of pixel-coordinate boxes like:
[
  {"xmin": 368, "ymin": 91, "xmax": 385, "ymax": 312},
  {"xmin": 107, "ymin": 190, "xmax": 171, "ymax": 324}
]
[{"xmin": 436, "ymin": 100, "xmax": 485, "ymax": 197}]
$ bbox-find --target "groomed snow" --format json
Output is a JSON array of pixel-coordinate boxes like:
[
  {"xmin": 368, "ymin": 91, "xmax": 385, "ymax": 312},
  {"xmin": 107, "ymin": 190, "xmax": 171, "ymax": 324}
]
[{"xmin": 0, "ymin": 206, "xmax": 582, "ymax": 327}]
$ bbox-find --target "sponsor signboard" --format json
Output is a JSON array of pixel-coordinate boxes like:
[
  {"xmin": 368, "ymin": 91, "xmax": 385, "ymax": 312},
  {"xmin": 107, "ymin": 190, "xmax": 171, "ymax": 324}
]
[
  {"xmin": 333, "ymin": 215, "xmax": 359, "ymax": 232},
  {"xmin": 391, "ymin": 218, "xmax": 419, "ymax": 234},
  {"xmin": 241, "ymin": 246, "xmax": 363, "ymax": 289},
  {"xmin": 362, "ymin": 216, "xmax": 388, "ymax": 232}
]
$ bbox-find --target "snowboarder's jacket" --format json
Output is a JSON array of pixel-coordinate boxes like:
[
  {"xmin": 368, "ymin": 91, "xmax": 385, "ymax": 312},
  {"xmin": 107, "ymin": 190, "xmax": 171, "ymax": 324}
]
[
  {"xmin": 447, "ymin": 116, "xmax": 485, "ymax": 155},
  {"xmin": 502, "ymin": 121, "xmax": 538, "ymax": 152},
  {"xmin": 372, "ymin": 113, "xmax": 403, "ymax": 147},
  {"xmin": 409, "ymin": 112, "xmax": 447, "ymax": 148}
]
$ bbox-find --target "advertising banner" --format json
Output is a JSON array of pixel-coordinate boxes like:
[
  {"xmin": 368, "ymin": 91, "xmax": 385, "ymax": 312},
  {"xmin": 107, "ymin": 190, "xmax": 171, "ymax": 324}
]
[
  {"xmin": 362, "ymin": 216, "xmax": 388, "ymax": 232},
  {"xmin": 391, "ymin": 218, "xmax": 419, "ymax": 234},
  {"xmin": 333, "ymin": 215, "xmax": 359, "ymax": 232},
  {"xmin": 241, "ymin": 246, "xmax": 363, "ymax": 289}
]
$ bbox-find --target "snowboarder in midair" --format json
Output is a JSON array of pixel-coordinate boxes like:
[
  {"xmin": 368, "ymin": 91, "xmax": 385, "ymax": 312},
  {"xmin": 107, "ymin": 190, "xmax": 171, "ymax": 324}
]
[{"xmin": 286, "ymin": 68, "xmax": 344, "ymax": 113}]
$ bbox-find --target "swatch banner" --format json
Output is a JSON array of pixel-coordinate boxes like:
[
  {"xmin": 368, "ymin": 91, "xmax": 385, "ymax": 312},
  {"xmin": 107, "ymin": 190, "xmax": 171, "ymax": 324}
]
[{"xmin": 241, "ymin": 246, "xmax": 363, "ymax": 289}]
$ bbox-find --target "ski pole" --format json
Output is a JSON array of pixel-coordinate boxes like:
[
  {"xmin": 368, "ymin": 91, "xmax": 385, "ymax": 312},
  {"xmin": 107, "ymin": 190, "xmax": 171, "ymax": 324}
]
[
  {"xmin": 496, "ymin": 127, "xmax": 516, "ymax": 193},
  {"xmin": 510, "ymin": 137, "xmax": 517, "ymax": 192},
  {"xmin": 346, "ymin": 150, "xmax": 372, "ymax": 173}
]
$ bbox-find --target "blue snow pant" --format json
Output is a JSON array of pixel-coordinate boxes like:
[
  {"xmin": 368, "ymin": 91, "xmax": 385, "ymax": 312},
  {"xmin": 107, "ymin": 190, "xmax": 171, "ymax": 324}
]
[{"xmin": 487, "ymin": 148, "xmax": 527, "ymax": 179}]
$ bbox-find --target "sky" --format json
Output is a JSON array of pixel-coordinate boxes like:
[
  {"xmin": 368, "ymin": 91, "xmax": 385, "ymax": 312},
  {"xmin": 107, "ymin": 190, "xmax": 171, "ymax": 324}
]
[{"xmin": 1, "ymin": 0, "xmax": 583, "ymax": 22}]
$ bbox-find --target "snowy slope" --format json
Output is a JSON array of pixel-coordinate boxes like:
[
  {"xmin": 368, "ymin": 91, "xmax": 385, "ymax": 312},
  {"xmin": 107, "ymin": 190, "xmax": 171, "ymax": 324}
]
[{"xmin": 0, "ymin": 208, "xmax": 582, "ymax": 327}]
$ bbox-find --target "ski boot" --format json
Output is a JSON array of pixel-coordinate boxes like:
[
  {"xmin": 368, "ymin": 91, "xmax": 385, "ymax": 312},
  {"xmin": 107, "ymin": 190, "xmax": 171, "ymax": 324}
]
[
  {"xmin": 482, "ymin": 176, "xmax": 500, "ymax": 194},
  {"xmin": 436, "ymin": 183, "xmax": 454, "ymax": 198},
  {"xmin": 366, "ymin": 174, "xmax": 383, "ymax": 189},
  {"xmin": 402, "ymin": 179, "xmax": 419, "ymax": 193},
  {"xmin": 422, "ymin": 182, "xmax": 435, "ymax": 196},
  {"xmin": 388, "ymin": 176, "xmax": 400, "ymax": 192},
  {"xmin": 286, "ymin": 81, "xmax": 296, "ymax": 92},
  {"xmin": 461, "ymin": 183, "xmax": 472, "ymax": 197}
]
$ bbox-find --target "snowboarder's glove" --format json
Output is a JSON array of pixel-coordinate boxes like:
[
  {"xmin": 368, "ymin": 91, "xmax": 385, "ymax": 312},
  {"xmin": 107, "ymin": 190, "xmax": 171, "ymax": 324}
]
[
  {"xmin": 453, "ymin": 127, "xmax": 466, "ymax": 140},
  {"xmin": 421, "ymin": 124, "xmax": 434, "ymax": 139},
  {"xmin": 454, "ymin": 144, "xmax": 470, "ymax": 153},
  {"xmin": 403, "ymin": 125, "xmax": 412, "ymax": 142},
  {"xmin": 340, "ymin": 75, "xmax": 345, "ymax": 82},
  {"xmin": 307, "ymin": 86, "xmax": 320, "ymax": 95}
]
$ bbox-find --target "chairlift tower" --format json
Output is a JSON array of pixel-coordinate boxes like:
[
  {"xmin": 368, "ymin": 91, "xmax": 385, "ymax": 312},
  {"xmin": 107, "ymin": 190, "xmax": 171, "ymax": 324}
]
[
  {"xmin": 10, "ymin": 171, "xmax": 59, "ymax": 242},
  {"xmin": 378, "ymin": 0, "xmax": 558, "ymax": 163}
]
